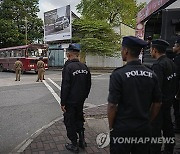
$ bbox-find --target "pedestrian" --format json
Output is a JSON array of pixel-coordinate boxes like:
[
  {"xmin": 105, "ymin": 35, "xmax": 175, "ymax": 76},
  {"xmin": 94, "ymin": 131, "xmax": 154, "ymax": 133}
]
[
  {"xmin": 150, "ymin": 39, "xmax": 177, "ymax": 154},
  {"xmin": 14, "ymin": 58, "xmax": 23, "ymax": 81},
  {"xmin": 60, "ymin": 44, "xmax": 91, "ymax": 153},
  {"xmin": 36, "ymin": 56, "xmax": 45, "ymax": 82},
  {"xmin": 108, "ymin": 36, "xmax": 162, "ymax": 154},
  {"xmin": 173, "ymin": 37, "xmax": 180, "ymax": 133}
]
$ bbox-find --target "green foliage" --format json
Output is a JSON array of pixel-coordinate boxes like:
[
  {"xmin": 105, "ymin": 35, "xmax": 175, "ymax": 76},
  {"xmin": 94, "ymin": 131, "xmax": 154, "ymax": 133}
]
[
  {"xmin": 77, "ymin": 0, "xmax": 146, "ymax": 27},
  {"xmin": 0, "ymin": 0, "xmax": 43, "ymax": 48},
  {"xmin": 72, "ymin": 18, "xmax": 121, "ymax": 56}
]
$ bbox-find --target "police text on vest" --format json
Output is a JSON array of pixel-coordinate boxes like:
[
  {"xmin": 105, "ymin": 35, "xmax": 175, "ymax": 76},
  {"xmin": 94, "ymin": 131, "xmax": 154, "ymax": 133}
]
[{"xmin": 125, "ymin": 70, "xmax": 153, "ymax": 78}]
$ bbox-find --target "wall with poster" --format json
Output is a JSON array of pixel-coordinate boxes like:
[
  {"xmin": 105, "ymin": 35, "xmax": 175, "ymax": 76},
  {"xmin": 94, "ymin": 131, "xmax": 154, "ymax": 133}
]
[{"xmin": 44, "ymin": 5, "xmax": 72, "ymax": 42}]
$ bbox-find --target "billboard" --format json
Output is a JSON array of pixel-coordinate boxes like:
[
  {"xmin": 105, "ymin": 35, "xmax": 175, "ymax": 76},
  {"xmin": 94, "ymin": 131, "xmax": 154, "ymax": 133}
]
[{"xmin": 44, "ymin": 5, "xmax": 71, "ymax": 42}]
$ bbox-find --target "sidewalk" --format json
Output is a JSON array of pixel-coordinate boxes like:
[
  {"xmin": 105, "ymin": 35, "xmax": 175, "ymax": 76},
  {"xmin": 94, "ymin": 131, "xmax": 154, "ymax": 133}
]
[
  {"xmin": 12, "ymin": 104, "xmax": 180, "ymax": 154},
  {"xmin": 12, "ymin": 104, "xmax": 109, "ymax": 154}
]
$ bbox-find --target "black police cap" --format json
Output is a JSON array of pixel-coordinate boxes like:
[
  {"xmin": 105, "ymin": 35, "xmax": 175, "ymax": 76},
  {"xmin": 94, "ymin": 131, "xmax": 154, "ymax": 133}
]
[
  {"xmin": 175, "ymin": 37, "xmax": 180, "ymax": 44},
  {"xmin": 122, "ymin": 36, "xmax": 148, "ymax": 48},
  {"xmin": 151, "ymin": 39, "xmax": 169, "ymax": 48},
  {"xmin": 39, "ymin": 56, "xmax": 43, "ymax": 60},
  {"xmin": 67, "ymin": 44, "xmax": 80, "ymax": 52}
]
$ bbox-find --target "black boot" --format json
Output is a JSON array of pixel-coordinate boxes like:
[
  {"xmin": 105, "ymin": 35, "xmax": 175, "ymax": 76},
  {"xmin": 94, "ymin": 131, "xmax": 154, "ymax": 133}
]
[
  {"xmin": 65, "ymin": 143, "xmax": 79, "ymax": 153},
  {"xmin": 78, "ymin": 131, "xmax": 87, "ymax": 149},
  {"xmin": 174, "ymin": 120, "xmax": 180, "ymax": 133}
]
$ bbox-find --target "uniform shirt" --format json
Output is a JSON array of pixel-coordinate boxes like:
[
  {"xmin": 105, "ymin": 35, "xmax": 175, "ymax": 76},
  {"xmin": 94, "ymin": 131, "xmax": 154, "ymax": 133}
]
[
  {"xmin": 37, "ymin": 60, "xmax": 44, "ymax": 69},
  {"xmin": 14, "ymin": 60, "xmax": 23, "ymax": 69},
  {"xmin": 152, "ymin": 55, "xmax": 177, "ymax": 101},
  {"xmin": 60, "ymin": 59, "xmax": 91, "ymax": 106},
  {"xmin": 108, "ymin": 60, "xmax": 161, "ymax": 132}
]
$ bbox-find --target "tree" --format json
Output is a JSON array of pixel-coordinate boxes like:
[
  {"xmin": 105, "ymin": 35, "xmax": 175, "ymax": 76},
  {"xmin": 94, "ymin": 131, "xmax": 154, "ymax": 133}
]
[
  {"xmin": 77, "ymin": 0, "xmax": 145, "ymax": 27},
  {"xmin": 72, "ymin": 18, "xmax": 121, "ymax": 57},
  {"xmin": 0, "ymin": 0, "xmax": 43, "ymax": 48}
]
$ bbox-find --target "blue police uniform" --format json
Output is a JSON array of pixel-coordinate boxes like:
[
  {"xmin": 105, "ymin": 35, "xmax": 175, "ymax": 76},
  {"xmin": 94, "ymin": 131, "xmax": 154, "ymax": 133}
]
[
  {"xmin": 60, "ymin": 44, "xmax": 91, "ymax": 151},
  {"xmin": 151, "ymin": 39, "xmax": 176, "ymax": 154},
  {"xmin": 108, "ymin": 36, "xmax": 162, "ymax": 154}
]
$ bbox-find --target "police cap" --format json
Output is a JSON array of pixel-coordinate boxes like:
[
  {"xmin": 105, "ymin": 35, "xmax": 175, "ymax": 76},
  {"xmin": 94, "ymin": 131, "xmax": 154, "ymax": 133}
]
[
  {"xmin": 39, "ymin": 56, "xmax": 43, "ymax": 60},
  {"xmin": 151, "ymin": 39, "xmax": 169, "ymax": 49},
  {"xmin": 67, "ymin": 44, "xmax": 80, "ymax": 52},
  {"xmin": 151, "ymin": 39, "xmax": 169, "ymax": 52},
  {"xmin": 175, "ymin": 37, "xmax": 180, "ymax": 44},
  {"xmin": 122, "ymin": 36, "xmax": 148, "ymax": 48}
]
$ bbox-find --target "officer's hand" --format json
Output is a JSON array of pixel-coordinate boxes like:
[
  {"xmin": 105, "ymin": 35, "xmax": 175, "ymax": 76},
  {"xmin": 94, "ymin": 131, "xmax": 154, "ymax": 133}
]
[{"xmin": 61, "ymin": 105, "xmax": 66, "ymax": 112}]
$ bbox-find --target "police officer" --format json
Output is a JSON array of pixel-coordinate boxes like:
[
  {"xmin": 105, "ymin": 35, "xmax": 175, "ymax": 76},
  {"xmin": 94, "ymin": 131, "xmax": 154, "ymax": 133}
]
[
  {"xmin": 108, "ymin": 36, "xmax": 162, "ymax": 154},
  {"xmin": 14, "ymin": 58, "xmax": 23, "ymax": 81},
  {"xmin": 36, "ymin": 56, "xmax": 45, "ymax": 82},
  {"xmin": 60, "ymin": 44, "xmax": 91, "ymax": 153},
  {"xmin": 173, "ymin": 38, "xmax": 180, "ymax": 132},
  {"xmin": 150, "ymin": 39, "xmax": 177, "ymax": 154}
]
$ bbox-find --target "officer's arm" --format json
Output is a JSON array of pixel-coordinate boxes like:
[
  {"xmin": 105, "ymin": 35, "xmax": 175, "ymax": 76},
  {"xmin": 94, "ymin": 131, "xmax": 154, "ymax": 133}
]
[
  {"xmin": 107, "ymin": 73, "xmax": 121, "ymax": 130},
  {"xmin": 150, "ymin": 74, "xmax": 162, "ymax": 121},
  {"xmin": 60, "ymin": 66, "xmax": 71, "ymax": 107},
  {"xmin": 152, "ymin": 64, "xmax": 163, "ymax": 89},
  {"xmin": 107, "ymin": 103, "xmax": 117, "ymax": 130},
  {"xmin": 86, "ymin": 70, "xmax": 91, "ymax": 97},
  {"xmin": 150, "ymin": 102, "xmax": 161, "ymax": 122}
]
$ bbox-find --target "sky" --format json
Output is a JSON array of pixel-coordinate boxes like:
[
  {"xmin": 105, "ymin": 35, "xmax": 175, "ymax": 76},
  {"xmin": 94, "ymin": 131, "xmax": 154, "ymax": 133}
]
[{"xmin": 38, "ymin": 0, "xmax": 150, "ymax": 19}]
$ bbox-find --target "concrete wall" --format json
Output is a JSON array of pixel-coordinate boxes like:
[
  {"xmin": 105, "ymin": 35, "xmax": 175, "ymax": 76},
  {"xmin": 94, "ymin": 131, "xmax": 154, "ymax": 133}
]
[
  {"xmin": 113, "ymin": 23, "xmax": 135, "ymax": 37},
  {"xmin": 86, "ymin": 54, "xmax": 123, "ymax": 68}
]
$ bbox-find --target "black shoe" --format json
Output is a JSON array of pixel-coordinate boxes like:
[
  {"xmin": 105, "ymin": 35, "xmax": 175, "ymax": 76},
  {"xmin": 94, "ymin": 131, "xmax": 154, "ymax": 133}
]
[
  {"xmin": 173, "ymin": 123, "xmax": 180, "ymax": 133},
  {"xmin": 15, "ymin": 80, "xmax": 17, "ymax": 81},
  {"xmin": 78, "ymin": 131, "xmax": 87, "ymax": 149},
  {"xmin": 79, "ymin": 141, "xmax": 87, "ymax": 149},
  {"xmin": 36, "ymin": 80, "xmax": 39, "ymax": 82},
  {"xmin": 174, "ymin": 127, "xmax": 180, "ymax": 133},
  {"xmin": 65, "ymin": 143, "xmax": 79, "ymax": 153}
]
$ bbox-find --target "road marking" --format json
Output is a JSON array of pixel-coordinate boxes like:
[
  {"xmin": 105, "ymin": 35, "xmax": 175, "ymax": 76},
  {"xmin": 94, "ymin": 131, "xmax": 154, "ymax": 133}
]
[
  {"xmin": 48, "ymin": 78, "xmax": 61, "ymax": 90},
  {"xmin": 43, "ymin": 80, "xmax": 60, "ymax": 105}
]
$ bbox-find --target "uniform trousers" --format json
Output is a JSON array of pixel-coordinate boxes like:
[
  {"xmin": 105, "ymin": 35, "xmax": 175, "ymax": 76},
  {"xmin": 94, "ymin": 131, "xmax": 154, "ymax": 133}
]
[
  {"xmin": 15, "ymin": 68, "xmax": 21, "ymax": 81},
  {"xmin": 150, "ymin": 102, "xmax": 175, "ymax": 154},
  {"xmin": 63, "ymin": 103, "xmax": 85, "ymax": 145},
  {"xmin": 173, "ymin": 81, "xmax": 180, "ymax": 127},
  {"xmin": 173, "ymin": 98, "xmax": 180, "ymax": 126},
  {"xmin": 110, "ymin": 128, "xmax": 151, "ymax": 154},
  {"xmin": 37, "ymin": 68, "xmax": 44, "ymax": 81}
]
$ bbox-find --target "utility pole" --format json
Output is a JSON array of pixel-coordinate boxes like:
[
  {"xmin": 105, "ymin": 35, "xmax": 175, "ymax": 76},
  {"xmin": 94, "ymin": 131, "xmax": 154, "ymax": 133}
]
[{"xmin": 25, "ymin": 16, "xmax": 28, "ymax": 45}]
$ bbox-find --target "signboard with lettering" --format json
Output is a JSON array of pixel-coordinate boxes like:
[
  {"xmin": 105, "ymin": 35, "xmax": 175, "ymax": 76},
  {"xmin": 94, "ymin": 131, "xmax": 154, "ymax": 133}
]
[
  {"xmin": 137, "ymin": 0, "xmax": 175, "ymax": 23},
  {"xmin": 44, "ymin": 5, "xmax": 72, "ymax": 42}
]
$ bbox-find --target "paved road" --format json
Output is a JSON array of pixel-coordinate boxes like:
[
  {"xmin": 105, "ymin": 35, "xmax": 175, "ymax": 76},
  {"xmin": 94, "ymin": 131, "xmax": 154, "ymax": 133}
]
[{"xmin": 0, "ymin": 70, "xmax": 110, "ymax": 154}]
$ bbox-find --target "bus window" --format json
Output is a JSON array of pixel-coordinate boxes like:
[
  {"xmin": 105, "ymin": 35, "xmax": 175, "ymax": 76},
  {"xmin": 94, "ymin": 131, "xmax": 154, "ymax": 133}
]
[{"xmin": 0, "ymin": 52, "xmax": 4, "ymax": 57}]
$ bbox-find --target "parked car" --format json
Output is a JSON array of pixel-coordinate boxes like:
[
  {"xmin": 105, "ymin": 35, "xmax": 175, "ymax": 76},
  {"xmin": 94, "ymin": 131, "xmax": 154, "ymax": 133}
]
[{"xmin": 54, "ymin": 16, "xmax": 69, "ymax": 31}]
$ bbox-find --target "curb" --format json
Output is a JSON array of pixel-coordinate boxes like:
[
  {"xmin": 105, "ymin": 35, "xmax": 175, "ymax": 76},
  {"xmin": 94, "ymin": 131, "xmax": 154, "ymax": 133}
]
[
  {"xmin": 11, "ymin": 103, "xmax": 107, "ymax": 154},
  {"xmin": 10, "ymin": 117, "xmax": 63, "ymax": 154}
]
